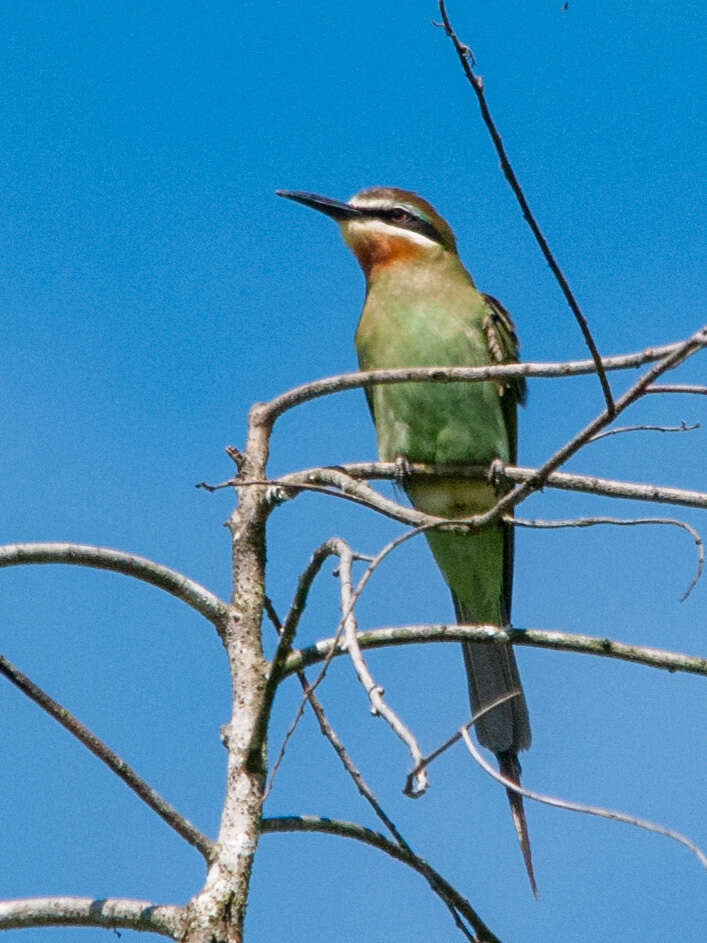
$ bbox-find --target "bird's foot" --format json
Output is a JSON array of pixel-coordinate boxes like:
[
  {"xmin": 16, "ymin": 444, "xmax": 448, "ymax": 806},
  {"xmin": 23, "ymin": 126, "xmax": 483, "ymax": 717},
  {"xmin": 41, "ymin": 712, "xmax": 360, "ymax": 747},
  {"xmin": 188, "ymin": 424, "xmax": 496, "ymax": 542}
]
[
  {"xmin": 265, "ymin": 484, "xmax": 293, "ymax": 507},
  {"xmin": 487, "ymin": 457, "xmax": 507, "ymax": 495},
  {"xmin": 393, "ymin": 453, "xmax": 412, "ymax": 484}
]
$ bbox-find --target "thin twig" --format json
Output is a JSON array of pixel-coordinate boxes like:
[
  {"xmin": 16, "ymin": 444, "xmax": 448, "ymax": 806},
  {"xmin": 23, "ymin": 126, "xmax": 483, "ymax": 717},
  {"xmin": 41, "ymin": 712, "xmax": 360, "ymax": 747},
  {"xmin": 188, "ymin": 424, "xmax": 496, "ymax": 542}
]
[
  {"xmin": 281, "ymin": 625, "xmax": 707, "ymax": 680},
  {"xmin": 264, "ymin": 546, "xmax": 482, "ymax": 936},
  {"xmin": 262, "ymin": 816, "xmax": 503, "ymax": 943},
  {"xmin": 0, "ymin": 898, "xmax": 185, "ymax": 937},
  {"xmin": 264, "ymin": 539, "xmax": 361, "ymax": 799},
  {"xmin": 254, "ymin": 540, "xmax": 341, "ymax": 758},
  {"xmin": 262, "ymin": 595, "xmax": 413, "ymax": 852},
  {"xmin": 0, "ymin": 542, "xmax": 228, "ymax": 629},
  {"xmin": 261, "ymin": 615, "xmax": 480, "ymax": 943},
  {"xmin": 0, "ymin": 654, "xmax": 214, "ymax": 860},
  {"xmin": 196, "ymin": 477, "xmax": 237, "ymax": 492},
  {"xmin": 508, "ymin": 514, "xmax": 704, "ymax": 601},
  {"xmin": 296, "ymin": 671, "xmax": 413, "ymax": 852},
  {"xmin": 336, "ymin": 544, "xmax": 428, "ymax": 796},
  {"xmin": 436, "ymin": 0, "xmax": 613, "ymax": 414},
  {"xmin": 647, "ymin": 384, "xmax": 707, "ymax": 396},
  {"xmin": 404, "ymin": 691, "xmax": 521, "ymax": 795},
  {"xmin": 589, "ymin": 421, "xmax": 699, "ymax": 442},
  {"xmin": 486, "ymin": 327, "xmax": 707, "ymax": 520},
  {"xmin": 459, "ymin": 727, "xmax": 707, "ymax": 871}
]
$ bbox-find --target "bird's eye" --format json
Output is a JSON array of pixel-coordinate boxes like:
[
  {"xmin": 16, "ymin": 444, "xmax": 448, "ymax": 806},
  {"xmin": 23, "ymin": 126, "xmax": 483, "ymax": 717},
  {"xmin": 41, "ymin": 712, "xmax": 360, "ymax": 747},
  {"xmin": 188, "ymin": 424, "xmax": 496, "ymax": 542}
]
[{"xmin": 389, "ymin": 208, "xmax": 411, "ymax": 223}]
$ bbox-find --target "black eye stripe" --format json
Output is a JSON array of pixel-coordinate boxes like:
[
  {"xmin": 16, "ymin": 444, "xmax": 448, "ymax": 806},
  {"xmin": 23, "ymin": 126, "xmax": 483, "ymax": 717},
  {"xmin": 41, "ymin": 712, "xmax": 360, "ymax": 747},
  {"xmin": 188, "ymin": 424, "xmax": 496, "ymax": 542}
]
[{"xmin": 367, "ymin": 208, "xmax": 444, "ymax": 246}]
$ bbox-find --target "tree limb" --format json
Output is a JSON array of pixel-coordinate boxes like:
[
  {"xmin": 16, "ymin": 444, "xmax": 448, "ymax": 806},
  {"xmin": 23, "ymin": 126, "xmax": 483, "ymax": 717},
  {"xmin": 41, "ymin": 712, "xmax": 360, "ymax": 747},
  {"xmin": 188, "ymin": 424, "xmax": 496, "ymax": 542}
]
[
  {"xmin": 459, "ymin": 727, "xmax": 707, "ymax": 870},
  {"xmin": 281, "ymin": 625, "xmax": 707, "ymax": 680},
  {"xmin": 275, "ymin": 462, "xmax": 707, "ymax": 516},
  {"xmin": 436, "ymin": 0, "xmax": 613, "ymax": 413},
  {"xmin": 0, "ymin": 543, "xmax": 228, "ymax": 630},
  {"xmin": 258, "ymin": 337, "xmax": 698, "ymax": 424},
  {"xmin": 0, "ymin": 897, "xmax": 185, "ymax": 937},
  {"xmin": 262, "ymin": 816, "xmax": 503, "ymax": 943}
]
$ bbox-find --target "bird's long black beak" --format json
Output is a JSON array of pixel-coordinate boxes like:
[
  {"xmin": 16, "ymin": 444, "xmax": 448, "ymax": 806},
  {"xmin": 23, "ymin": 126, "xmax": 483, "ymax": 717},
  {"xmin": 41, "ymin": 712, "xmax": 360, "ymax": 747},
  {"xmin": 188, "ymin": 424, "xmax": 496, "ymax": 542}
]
[{"xmin": 276, "ymin": 190, "xmax": 362, "ymax": 221}]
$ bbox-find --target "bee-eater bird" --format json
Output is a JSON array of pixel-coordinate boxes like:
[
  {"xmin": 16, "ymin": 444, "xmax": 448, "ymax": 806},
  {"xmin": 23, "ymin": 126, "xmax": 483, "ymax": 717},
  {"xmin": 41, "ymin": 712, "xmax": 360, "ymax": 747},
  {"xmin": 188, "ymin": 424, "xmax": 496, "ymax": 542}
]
[{"xmin": 276, "ymin": 187, "xmax": 535, "ymax": 893}]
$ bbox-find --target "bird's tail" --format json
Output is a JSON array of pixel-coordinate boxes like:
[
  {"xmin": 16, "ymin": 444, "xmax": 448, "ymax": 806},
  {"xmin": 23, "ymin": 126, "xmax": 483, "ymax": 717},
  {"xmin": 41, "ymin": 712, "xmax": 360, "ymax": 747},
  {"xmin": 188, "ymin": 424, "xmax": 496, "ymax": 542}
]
[
  {"xmin": 498, "ymin": 750, "xmax": 537, "ymax": 898},
  {"xmin": 459, "ymin": 608, "xmax": 536, "ymax": 895},
  {"xmin": 412, "ymin": 500, "xmax": 537, "ymax": 891},
  {"xmin": 462, "ymin": 637, "xmax": 530, "ymax": 755}
]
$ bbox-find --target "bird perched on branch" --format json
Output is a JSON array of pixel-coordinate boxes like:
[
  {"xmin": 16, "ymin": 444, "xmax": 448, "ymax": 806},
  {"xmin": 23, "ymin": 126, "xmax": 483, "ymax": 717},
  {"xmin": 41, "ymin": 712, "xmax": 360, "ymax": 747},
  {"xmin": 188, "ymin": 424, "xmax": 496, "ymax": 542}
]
[{"xmin": 277, "ymin": 186, "xmax": 535, "ymax": 893}]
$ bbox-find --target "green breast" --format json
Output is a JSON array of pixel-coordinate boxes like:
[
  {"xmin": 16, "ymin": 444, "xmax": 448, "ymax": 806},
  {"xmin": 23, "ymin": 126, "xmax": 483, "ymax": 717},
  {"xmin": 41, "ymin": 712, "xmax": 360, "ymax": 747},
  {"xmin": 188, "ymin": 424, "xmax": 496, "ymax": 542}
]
[{"xmin": 355, "ymin": 267, "xmax": 510, "ymax": 465}]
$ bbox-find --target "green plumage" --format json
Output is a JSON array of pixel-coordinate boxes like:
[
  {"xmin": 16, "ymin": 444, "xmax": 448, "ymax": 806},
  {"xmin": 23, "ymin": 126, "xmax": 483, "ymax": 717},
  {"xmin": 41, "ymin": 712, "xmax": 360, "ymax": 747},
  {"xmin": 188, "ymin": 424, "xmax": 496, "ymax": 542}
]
[
  {"xmin": 355, "ymin": 249, "xmax": 530, "ymax": 755},
  {"xmin": 276, "ymin": 185, "xmax": 536, "ymax": 892}
]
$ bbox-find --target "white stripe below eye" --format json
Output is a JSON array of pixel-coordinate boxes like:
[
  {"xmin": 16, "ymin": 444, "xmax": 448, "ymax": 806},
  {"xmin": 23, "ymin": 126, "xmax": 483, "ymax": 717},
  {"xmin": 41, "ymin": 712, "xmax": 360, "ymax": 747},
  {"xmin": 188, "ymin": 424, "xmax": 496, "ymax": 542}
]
[{"xmin": 343, "ymin": 217, "xmax": 440, "ymax": 249}]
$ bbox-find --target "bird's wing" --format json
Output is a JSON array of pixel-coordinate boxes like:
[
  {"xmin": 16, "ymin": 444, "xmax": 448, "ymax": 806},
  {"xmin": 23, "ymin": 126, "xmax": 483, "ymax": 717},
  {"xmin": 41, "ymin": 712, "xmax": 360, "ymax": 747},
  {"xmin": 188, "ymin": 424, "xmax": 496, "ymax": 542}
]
[
  {"xmin": 480, "ymin": 293, "xmax": 525, "ymax": 624},
  {"xmin": 480, "ymin": 291, "xmax": 526, "ymax": 422}
]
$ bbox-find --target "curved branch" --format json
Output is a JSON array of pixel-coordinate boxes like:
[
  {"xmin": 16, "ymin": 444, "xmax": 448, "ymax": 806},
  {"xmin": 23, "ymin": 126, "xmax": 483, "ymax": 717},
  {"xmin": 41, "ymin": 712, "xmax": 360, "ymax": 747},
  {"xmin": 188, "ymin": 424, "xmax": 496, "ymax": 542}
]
[
  {"xmin": 281, "ymin": 625, "xmax": 707, "ymax": 680},
  {"xmin": 510, "ymin": 515, "xmax": 703, "ymax": 601},
  {"xmin": 0, "ymin": 897, "xmax": 185, "ymax": 937},
  {"xmin": 588, "ymin": 421, "xmax": 700, "ymax": 442},
  {"xmin": 0, "ymin": 543, "xmax": 228, "ymax": 629},
  {"xmin": 259, "ymin": 338, "xmax": 696, "ymax": 423},
  {"xmin": 460, "ymin": 728, "xmax": 707, "ymax": 871},
  {"xmin": 262, "ymin": 816, "xmax": 502, "ymax": 943}
]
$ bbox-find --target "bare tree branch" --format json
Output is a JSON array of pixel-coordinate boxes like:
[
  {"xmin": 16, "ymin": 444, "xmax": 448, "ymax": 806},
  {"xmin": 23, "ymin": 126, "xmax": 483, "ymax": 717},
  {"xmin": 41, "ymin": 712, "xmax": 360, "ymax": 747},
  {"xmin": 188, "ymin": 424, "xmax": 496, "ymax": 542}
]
[
  {"xmin": 263, "ymin": 539, "xmax": 360, "ymax": 800},
  {"xmin": 588, "ymin": 421, "xmax": 700, "ymax": 442},
  {"xmin": 0, "ymin": 653, "xmax": 214, "ymax": 860},
  {"xmin": 435, "ymin": 0, "xmax": 613, "ymax": 413},
  {"xmin": 272, "ymin": 462, "xmax": 707, "ymax": 517},
  {"xmin": 485, "ymin": 328, "xmax": 707, "ymax": 520},
  {"xmin": 262, "ymin": 816, "xmax": 503, "ymax": 943},
  {"xmin": 335, "ymin": 542, "xmax": 428, "ymax": 796},
  {"xmin": 183, "ymin": 400, "xmax": 272, "ymax": 943},
  {"xmin": 405, "ymin": 692, "xmax": 522, "ymax": 795},
  {"xmin": 0, "ymin": 897, "xmax": 185, "ymax": 937},
  {"xmin": 509, "ymin": 515, "xmax": 703, "ymax": 601},
  {"xmin": 281, "ymin": 625, "xmax": 707, "ymax": 680},
  {"xmin": 258, "ymin": 337, "xmax": 699, "ymax": 424},
  {"xmin": 459, "ymin": 727, "xmax": 707, "ymax": 870},
  {"xmin": 261, "ymin": 599, "xmax": 484, "ymax": 943},
  {"xmin": 0, "ymin": 543, "xmax": 228, "ymax": 629},
  {"xmin": 296, "ymin": 680, "xmax": 414, "ymax": 850},
  {"xmin": 262, "ymin": 596, "xmax": 413, "ymax": 852},
  {"xmin": 265, "ymin": 536, "xmax": 430, "ymax": 802},
  {"xmin": 647, "ymin": 384, "xmax": 707, "ymax": 396},
  {"xmin": 253, "ymin": 539, "xmax": 341, "ymax": 758}
]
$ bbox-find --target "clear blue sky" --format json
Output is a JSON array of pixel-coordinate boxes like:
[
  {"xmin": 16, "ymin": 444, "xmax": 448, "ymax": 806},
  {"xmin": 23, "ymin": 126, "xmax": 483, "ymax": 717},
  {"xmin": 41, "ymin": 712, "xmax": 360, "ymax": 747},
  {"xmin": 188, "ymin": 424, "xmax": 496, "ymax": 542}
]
[{"xmin": 1, "ymin": 2, "xmax": 705, "ymax": 941}]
